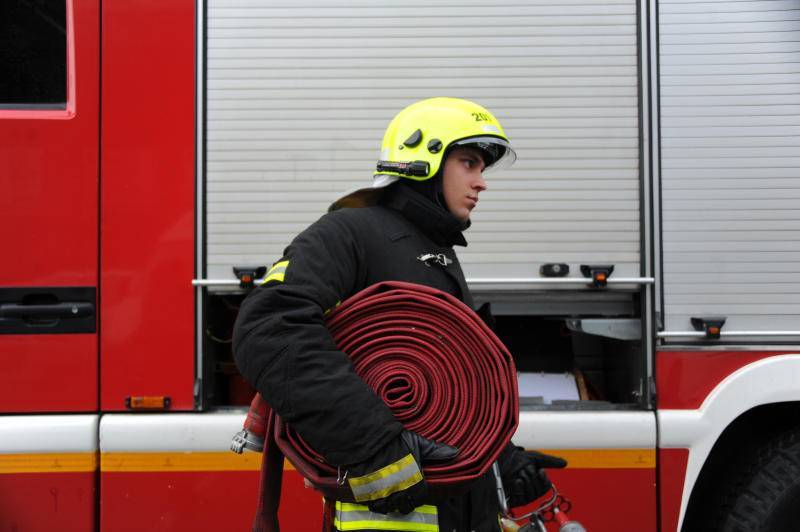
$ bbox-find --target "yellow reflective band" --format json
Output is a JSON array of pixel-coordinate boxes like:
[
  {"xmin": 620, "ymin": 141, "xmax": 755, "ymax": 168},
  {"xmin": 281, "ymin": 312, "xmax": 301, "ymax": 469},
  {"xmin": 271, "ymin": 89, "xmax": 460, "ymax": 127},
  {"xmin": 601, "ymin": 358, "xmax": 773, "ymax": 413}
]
[
  {"xmin": 260, "ymin": 260, "xmax": 289, "ymax": 285},
  {"xmin": 337, "ymin": 503, "xmax": 437, "ymax": 515},
  {"xmin": 335, "ymin": 501, "xmax": 438, "ymax": 531},
  {"xmin": 348, "ymin": 453, "xmax": 423, "ymax": 502},
  {"xmin": 334, "ymin": 520, "xmax": 437, "ymax": 532}
]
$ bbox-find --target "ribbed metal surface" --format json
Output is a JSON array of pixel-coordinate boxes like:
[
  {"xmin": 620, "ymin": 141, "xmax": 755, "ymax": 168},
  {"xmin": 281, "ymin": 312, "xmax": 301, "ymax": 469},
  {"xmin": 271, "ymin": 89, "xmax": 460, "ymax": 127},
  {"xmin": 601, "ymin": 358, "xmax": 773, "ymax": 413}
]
[
  {"xmin": 205, "ymin": 0, "xmax": 640, "ymax": 282},
  {"xmin": 660, "ymin": 0, "xmax": 800, "ymax": 334}
]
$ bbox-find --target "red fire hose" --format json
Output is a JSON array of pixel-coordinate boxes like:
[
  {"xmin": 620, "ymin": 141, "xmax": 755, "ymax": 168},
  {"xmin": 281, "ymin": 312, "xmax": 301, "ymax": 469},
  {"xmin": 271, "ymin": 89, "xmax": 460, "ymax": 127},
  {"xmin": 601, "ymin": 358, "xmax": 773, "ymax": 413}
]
[{"xmin": 241, "ymin": 281, "xmax": 519, "ymax": 531}]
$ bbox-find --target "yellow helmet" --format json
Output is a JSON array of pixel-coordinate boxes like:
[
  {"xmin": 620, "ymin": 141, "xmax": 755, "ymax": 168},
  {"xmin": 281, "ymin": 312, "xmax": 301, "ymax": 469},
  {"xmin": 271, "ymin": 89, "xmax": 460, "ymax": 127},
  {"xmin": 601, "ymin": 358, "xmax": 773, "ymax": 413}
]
[
  {"xmin": 330, "ymin": 97, "xmax": 515, "ymax": 211},
  {"xmin": 375, "ymin": 97, "xmax": 516, "ymax": 180}
]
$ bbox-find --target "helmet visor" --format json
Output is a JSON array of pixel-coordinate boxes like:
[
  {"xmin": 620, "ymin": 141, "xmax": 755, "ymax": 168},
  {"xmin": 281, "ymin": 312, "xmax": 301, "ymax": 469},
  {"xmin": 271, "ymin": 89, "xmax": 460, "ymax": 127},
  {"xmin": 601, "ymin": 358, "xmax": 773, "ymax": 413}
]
[{"xmin": 451, "ymin": 136, "xmax": 516, "ymax": 174}]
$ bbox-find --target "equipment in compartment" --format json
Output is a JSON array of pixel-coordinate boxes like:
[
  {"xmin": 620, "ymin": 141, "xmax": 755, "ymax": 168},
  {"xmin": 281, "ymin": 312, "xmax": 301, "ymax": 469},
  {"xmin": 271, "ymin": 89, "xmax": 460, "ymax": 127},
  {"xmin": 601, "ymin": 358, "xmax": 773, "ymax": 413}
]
[
  {"xmin": 517, "ymin": 372, "xmax": 580, "ymax": 405},
  {"xmin": 494, "ymin": 312, "xmax": 643, "ymax": 408}
]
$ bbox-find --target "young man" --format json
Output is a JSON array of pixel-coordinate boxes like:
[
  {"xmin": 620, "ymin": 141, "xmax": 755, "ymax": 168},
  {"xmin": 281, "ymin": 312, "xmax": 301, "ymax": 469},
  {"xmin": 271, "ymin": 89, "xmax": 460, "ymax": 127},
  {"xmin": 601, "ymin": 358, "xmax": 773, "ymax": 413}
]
[{"xmin": 233, "ymin": 97, "xmax": 565, "ymax": 532}]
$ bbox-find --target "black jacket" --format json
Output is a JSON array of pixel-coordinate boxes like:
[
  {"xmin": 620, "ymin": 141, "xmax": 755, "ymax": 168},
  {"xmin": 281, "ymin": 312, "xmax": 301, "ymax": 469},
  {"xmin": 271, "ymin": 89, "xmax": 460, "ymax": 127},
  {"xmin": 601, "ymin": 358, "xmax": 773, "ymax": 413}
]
[{"xmin": 234, "ymin": 184, "xmax": 502, "ymax": 531}]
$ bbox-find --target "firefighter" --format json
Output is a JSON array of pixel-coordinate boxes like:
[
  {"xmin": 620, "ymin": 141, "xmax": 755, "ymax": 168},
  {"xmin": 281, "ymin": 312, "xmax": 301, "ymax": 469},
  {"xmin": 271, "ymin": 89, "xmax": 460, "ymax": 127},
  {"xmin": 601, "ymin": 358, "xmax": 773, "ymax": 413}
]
[{"xmin": 233, "ymin": 97, "xmax": 567, "ymax": 532}]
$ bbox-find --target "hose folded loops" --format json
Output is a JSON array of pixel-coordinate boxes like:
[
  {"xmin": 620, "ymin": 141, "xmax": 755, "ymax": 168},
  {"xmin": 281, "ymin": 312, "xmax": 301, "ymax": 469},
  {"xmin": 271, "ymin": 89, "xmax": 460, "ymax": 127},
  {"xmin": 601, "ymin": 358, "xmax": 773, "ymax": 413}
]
[{"xmin": 276, "ymin": 281, "xmax": 519, "ymax": 499}]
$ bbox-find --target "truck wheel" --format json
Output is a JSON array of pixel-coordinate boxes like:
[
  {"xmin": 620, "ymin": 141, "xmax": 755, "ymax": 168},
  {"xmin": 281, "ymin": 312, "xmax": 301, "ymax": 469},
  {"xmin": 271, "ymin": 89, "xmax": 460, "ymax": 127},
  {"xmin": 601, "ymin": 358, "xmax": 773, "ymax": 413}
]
[{"xmin": 718, "ymin": 429, "xmax": 800, "ymax": 532}]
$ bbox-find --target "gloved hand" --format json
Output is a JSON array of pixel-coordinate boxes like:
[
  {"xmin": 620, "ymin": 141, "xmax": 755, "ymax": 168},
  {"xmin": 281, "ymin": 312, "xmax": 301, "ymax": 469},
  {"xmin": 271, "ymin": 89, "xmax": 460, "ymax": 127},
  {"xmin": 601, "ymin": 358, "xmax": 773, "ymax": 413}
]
[
  {"xmin": 347, "ymin": 430, "xmax": 459, "ymax": 514},
  {"xmin": 499, "ymin": 445, "xmax": 567, "ymax": 508}
]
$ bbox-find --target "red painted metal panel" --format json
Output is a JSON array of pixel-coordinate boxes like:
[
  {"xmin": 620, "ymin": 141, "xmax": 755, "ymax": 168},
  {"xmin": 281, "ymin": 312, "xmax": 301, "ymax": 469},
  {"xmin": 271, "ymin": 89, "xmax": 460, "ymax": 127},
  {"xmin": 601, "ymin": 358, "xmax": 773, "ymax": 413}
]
[
  {"xmin": 101, "ymin": 470, "xmax": 319, "ymax": 531},
  {"xmin": 0, "ymin": 0, "xmax": 99, "ymax": 412},
  {"xmin": 100, "ymin": 0, "xmax": 196, "ymax": 411},
  {"xmin": 0, "ymin": 336, "xmax": 96, "ymax": 412},
  {"xmin": 0, "ymin": 472, "xmax": 96, "ymax": 531},
  {"xmin": 658, "ymin": 448, "xmax": 689, "ymax": 532},
  {"xmin": 100, "ymin": 468, "xmax": 653, "ymax": 532},
  {"xmin": 0, "ymin": 0, "xmax": 96, "ymax": 285},
  {"xmin": 524, "ymin": 469, "xmax": 656, "ymax": 532},
  {"xmin": 657, "ymin": 350, "xmax": 793, "ymax": 410}
]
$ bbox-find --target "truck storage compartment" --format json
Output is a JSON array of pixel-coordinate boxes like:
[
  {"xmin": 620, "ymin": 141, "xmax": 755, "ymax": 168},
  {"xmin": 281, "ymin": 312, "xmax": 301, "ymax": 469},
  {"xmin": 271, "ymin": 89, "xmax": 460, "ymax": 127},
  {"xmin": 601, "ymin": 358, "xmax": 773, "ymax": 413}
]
[
  {"xmin": 203, "ymin": 0, "xmax": 642, "ymax": 284},
  {"xmin": 494, "ymin": 318, "xmax": 644, "ymax": 409},
  {"xmin": 487, "ymin": 288, "xmax": 645, "ymax": 410},
  {"xmin": 198, "ymin": 0, "xmax": 650, "ymax": 410},
  {"xmin": 201, "ymin": 287, "xmax": 646, "ymax": 410},
  {"xmin": 658, "ymin": 0, "xmax": 800, "ymax": 343},
  {"xmin": 201, "ymin": 290, "xmax": 255, "ymax": 408}
]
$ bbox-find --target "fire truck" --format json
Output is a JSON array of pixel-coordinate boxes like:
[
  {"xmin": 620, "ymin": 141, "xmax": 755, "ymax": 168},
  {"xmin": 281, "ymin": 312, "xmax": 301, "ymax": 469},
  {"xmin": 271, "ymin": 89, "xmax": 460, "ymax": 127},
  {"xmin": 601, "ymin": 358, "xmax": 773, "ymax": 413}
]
[{"xmin": 2, "ymin": 0, "xmax": 799, "ymax": 530}]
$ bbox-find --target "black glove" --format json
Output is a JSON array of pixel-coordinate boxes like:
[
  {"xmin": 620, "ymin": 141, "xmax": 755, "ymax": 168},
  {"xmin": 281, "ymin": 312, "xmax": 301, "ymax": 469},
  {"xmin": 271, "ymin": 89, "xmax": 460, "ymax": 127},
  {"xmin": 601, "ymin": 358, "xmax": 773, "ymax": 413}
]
[
  {"xmin": 347, "ymin": 430, "xmax": 459, "ymax": 514},
  {"xmin": 499, "ymin": 446, "xmax": 567, "ymax": 508}
]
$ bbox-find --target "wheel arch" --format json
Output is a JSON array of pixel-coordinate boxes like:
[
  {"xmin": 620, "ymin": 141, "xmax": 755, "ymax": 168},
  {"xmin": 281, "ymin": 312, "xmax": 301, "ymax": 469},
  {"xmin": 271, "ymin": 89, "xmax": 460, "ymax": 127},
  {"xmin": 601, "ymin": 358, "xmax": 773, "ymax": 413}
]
[
  {"xmin": 680, "ymin": 402, "xmax": 800, "ymax": 531},
  {"xmin": 658, "ymin": 354, "xmax": 800, "ymax": 530}
]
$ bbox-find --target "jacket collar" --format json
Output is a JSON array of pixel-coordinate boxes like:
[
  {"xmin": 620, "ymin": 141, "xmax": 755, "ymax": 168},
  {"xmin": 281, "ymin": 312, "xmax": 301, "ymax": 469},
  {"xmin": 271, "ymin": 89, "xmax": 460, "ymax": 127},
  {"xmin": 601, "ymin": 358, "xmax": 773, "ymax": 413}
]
[{"xmin": 381, "ymin": 184, "xmax": 469, "ymax": 247}]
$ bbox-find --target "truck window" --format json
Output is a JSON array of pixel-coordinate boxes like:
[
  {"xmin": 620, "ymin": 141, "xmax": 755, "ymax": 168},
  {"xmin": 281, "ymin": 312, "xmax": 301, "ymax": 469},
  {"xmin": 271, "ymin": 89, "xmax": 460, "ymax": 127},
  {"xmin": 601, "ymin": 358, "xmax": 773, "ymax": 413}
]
[{"xmin": 0, "ymin": 0, "xmax": 66, "ymax": 108}]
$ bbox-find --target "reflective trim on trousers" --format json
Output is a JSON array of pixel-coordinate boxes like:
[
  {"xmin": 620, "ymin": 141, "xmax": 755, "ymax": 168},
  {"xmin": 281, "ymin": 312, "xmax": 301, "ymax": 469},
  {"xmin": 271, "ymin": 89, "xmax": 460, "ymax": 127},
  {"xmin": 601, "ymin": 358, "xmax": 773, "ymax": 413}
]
[{"xmin": 334, "ymin": 501, "xmax": 439, "ymax": 532}]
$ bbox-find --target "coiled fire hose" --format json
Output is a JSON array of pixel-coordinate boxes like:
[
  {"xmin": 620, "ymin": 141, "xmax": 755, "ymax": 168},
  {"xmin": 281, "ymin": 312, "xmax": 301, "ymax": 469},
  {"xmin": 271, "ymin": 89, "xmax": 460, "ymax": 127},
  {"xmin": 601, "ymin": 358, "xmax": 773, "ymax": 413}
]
[{"xmin": 232, "ymin": 281, "xmax": 519, "ymax": 531}]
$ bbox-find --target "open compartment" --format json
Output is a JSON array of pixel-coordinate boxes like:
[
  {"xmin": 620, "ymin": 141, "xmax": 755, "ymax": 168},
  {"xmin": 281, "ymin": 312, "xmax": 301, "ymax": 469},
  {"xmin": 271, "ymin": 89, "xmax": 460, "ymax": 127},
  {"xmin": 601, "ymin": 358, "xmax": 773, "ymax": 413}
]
[
  {"xmin": 476, "ymin": 288, "xmax": 647, "ymax": 411},
  {"xmin": 201, "ymin": 286, "xmax": 648, "ymax": 411},
  {"xmin": 201, "ymin": 290, "xmax": 254, "ymax": 408}
]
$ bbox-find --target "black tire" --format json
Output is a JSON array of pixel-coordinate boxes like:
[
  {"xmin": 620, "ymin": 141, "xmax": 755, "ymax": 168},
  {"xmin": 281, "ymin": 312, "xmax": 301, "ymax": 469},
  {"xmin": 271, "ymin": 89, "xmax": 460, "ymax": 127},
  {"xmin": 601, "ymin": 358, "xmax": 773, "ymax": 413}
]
[{"xmin": 717, "ymin": 428, "xmax": 800, "ymax": 532}]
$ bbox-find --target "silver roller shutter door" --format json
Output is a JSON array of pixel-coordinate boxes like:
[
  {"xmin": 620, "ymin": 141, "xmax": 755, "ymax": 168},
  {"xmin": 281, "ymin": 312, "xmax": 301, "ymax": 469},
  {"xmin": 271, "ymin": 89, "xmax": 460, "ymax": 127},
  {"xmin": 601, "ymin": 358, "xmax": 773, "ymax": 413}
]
[
  {"xmin": 205, "ymin": 0, "xmax": 640, "ymax": 286},
  {"xmin": 660, "ymin": 0, "xmax": 800, "ymax": 337}
]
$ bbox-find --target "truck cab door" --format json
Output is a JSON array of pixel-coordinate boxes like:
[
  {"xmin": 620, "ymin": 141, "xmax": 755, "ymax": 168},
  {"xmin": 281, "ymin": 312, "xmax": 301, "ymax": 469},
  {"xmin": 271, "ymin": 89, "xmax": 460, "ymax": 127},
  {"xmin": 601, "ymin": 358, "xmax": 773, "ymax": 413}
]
[
  {"xmin": 0, "ymin": 0, "xmax": 100, "ymax": 412},
  {"xmin": 0, "ymin": 3, "xmax": 100, "ymax": 531}
]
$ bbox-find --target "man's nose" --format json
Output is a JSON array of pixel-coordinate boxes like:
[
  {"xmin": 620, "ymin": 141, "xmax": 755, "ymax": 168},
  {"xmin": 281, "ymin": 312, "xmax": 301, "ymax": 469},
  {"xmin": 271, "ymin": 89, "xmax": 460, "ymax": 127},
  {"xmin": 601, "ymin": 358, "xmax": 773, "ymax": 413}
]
[{"xmin": 474, "ymin": 175, "xmax": 487, "ymax": 192}]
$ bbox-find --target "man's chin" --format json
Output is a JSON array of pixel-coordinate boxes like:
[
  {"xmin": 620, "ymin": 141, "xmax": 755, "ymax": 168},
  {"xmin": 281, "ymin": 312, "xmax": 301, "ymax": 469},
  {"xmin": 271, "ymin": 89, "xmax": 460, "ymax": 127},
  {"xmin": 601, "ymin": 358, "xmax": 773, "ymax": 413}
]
[{"xmin": 447, "ymin": 206, "xmax": 471, "ymax": 224}]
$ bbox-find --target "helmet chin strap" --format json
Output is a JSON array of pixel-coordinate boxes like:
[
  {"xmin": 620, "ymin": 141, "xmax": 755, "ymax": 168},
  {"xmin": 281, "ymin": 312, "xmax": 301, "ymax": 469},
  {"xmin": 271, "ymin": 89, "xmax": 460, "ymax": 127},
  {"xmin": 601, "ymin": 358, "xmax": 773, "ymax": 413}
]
[
  {"xmin": 433, "ymin": 172, "xmax": 449, "ymax": 211},
  {"xmin": 395, "ymin": 171, "xmax": 470, "ymax": 232},
  {"xmin": 398, "ymin": 171, "xmax": 448, "ymax": 211}
]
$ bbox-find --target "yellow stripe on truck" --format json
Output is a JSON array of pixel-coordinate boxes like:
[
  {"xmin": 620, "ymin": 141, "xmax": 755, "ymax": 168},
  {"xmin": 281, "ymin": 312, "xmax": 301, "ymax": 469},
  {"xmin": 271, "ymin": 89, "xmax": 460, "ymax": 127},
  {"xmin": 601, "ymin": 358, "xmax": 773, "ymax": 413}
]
[
  {"xmin": 98, "ymin": 449, "xmax": 653, "ymax": 473},
  {"xmin": 0, "ymin": 452, "xmax": 97, "ymax": 474},
  {"xmin": 100, "ymin": 451, "xmax": 272, "ymax": 472},
  {"xmin": 538, "ymin": 449, "xmax": 655, "ymax": 469},
  {"xmin": 0, "ymin": 448, "xmax": 654, "ymax": 474}
]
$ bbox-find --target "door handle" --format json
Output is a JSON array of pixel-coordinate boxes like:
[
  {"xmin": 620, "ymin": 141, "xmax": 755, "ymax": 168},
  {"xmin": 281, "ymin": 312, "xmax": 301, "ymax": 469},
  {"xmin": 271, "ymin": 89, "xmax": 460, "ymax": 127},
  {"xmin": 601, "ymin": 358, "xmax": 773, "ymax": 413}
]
[
  {"xmin": 0, "ymin": 302, "xmax": 94, "ymax": 320},
  {"xmin": 0, "ymin": 287, "xmax": 96, "ymax": 334}
]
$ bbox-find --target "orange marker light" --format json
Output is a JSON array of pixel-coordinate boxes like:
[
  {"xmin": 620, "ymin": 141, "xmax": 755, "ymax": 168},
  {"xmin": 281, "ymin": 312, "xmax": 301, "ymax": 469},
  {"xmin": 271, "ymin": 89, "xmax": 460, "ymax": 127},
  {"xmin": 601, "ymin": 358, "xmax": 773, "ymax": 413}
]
[{"xmin": 126, "ymin": 396, "xmax": 171, "ymax": 410}]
